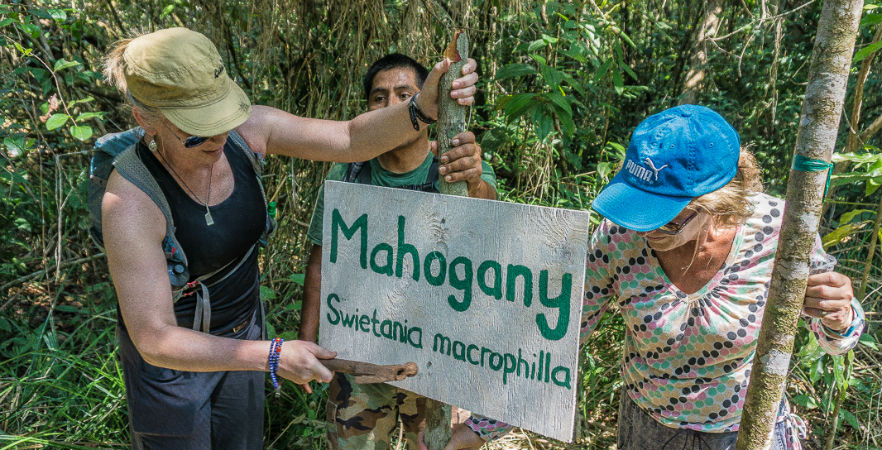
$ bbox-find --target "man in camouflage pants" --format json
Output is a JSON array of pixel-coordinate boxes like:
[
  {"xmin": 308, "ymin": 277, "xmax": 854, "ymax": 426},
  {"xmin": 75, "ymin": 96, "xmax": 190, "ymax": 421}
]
[{"xmin": 299, "ymin": 53, "xmax": 496, "ymax": 449}]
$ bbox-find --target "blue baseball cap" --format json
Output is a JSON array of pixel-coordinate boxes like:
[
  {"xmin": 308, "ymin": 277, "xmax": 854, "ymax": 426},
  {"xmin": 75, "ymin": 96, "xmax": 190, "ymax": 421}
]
[{"xmin": 592, "ymin": 105, "xmax": 740, "ymax": 232}]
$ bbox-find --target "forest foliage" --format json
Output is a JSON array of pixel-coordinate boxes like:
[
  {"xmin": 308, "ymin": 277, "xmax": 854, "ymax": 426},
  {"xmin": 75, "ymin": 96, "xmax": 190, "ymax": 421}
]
[{"xmin": 1, "ymin": 0, "xmax": 880, "ymax": 449}]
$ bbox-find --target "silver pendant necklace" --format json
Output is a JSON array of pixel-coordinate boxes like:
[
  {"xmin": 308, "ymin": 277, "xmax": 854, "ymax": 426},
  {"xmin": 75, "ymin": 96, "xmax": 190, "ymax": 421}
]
[{"xmin": 154, "ymin": 140, "xmax": 215, "ymax": 226}]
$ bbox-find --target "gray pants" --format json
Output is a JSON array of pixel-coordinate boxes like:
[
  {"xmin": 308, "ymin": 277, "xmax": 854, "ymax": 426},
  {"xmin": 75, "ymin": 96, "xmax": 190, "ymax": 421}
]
[
  {"xmin": 118, "ymin": 320, "xmax": 264, "ymax": 450},
  {"xmin": 617, "ymin": 395, "xmax": 793, "ymax": 450}
]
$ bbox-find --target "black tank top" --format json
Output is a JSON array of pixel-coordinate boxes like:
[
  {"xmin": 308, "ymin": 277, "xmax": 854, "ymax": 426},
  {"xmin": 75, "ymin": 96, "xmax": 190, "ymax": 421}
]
[{"xmin": 136, "ymin": 140, "xmax": 265, "ymax": 335}]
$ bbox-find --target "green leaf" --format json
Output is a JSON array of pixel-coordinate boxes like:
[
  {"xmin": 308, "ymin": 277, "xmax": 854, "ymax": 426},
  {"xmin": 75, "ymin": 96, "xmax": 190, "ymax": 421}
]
[
  {"xmin": 289, "ymin": 273, "xmax": 305, "ymax": 286},
  {"xmin": 13, "ymin": 41, "xmax": 32, "ymax": 56},
  {"xmin": 0, "ymin": 18, "xmax": 15, "ymax": 28},
  {"xmin": 53, "ymin": 58, "xmax": 81, "ymax": 72},
  {"xmin": 534, "ymin": 107, "xmax": 554, "ymax": 141},
  {"xmin": 47, "ymin": 8, "xmax": 67, "ymax": 21},
  {"xmin": 822, "ymin": 222, "xmax": 864, "ymax": 248},
  {"xmin": 70, "ymin": 96, "xmax": 95, "ymax": 106},
  {"xmin": 527, "ymin": 38, "xmax": 547, "ymax": 53},
  {"xmin": 14, "ymin": 217, "xmax": 31, "ymax": 233},
  {"xmin": 832, "ymin": 151, "xmax": 882, "ymax": 164},
  {"xmin": 859, "ymin": 332, "xmax": 878, "ymax": 350},
  {"xmin": 529, "ymin": 53, "xmax": 547, "ymax": 66},
  {"xmin": 495, "ymin": 63, "xmax": 537, "ymax": 80},
  {"xmin": 70, "ymin": 125, "xmax": 92, "ymax": 141},
  {"xmin": 4, "ymin": 136, "xmax": 27, "ymax": 156},
  {"xmin": 285, "ymin": 300, "xmax": 303, "ymax": 312},
  {"xmin": 547, "ymin": 91, "xmax": 572, "ymax": 116},
  {"xmin": 17, "ymin": 22, "xmax": 40, "ymax": 38},
  {"xmin": 839, "ymin": 409, "xmax": 861, "ymax": 431},
  {"xmin": 55, "ymin": 305, "xmax": 80, "ymax": 313},
  {"xmin": 160, "ymin": 4, "xmax": 176, "ymax": 18},
  {"xmin": 75, "ymin": 111, "xmax": 104, "ymax": 121},
  {"xmin": 541, "ymin": 33, "xmax": 559, "ymax": 44},
  {"xmin": 593, "ymin": 58, "xmax": 613, "ymax": 82},
  {"xmin": 861, "ymin": 13, "xmax": 882, "ymax": 26},
  {"xmin": 45, "ymin": 113, "xmax": 70, "ymax": 130},
  {"xmin": 839, "ymin": 209, "xmax": 875, "ymax": 224},
  {"xmin": 500, "ymin": 93, "xmax": 536, "ymax": 120},
  {"xmin": 791, "ymin": 394, "xmax": 818, "ymax": 409},
  {"xmin": 259, "ymin": 285, "xmax": 276, "ymax": 300},
  {"xmin": 853, "ymin": 40, "xmax": 882, "ymax": 63},
  {"xmin": 612, "ymin": 69, "xmax": 624, "ymax": 95},
  {"xmin": 620, "ymin": 61, "xmax": 639, "ymax": 81},
  {"xmin": 867, "ymin": 176, "xmax": 882, "ymax": 195}
]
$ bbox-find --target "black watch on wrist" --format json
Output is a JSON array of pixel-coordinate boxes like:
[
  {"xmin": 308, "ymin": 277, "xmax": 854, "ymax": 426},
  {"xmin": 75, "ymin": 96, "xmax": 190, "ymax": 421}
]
[{"xmin": 408, "ymin": 92, "xmax": 436, "ymax": 131}]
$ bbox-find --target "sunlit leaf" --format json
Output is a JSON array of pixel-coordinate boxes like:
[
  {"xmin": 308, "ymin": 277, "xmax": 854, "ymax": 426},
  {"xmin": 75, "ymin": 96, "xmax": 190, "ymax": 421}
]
[
  {"xmin": 47, "ymin": 8, "xmax": 67, "ymax": 21},
  {"xmin": 853, "ymin": 41, "xmax": 882, "ymax": 63},
  {"xmin": 3, "ymin": 136, "xmax": 27, "ymax": 157},
  {"xmin": 70, "ymin": 125, "xmax": 93, "ymax": 141},
  {"xmin": 839, "ymin": 209, "xmax": 875, "ymax": 224},
  {"xmin": 53, "ymin": 58, "xmax": 81, "ymax": 72},
  {"xmin": 45, "ymin": 113, "xmax": 70, "ymax": 130},
  {"xmin": 76, "ymin": 111, "xmax": 104, "ymax": 121},
  {"xmin": 861, "ymin": 13, "xmax": 882, "ymax": 27},
  {"xmin": 160, "ymin": 4, "xmax": 176, "ymax": 18},
  {"xmin": 822, "ymin": 222, "xmax": 868, "ymax": 248},
  {"xmin": 859, "ymin": 333, "xmax": 878, "ymax": 350},
  {"xmin": 528, "ymin": 38, "xmax": 547, "ymax": 53}
]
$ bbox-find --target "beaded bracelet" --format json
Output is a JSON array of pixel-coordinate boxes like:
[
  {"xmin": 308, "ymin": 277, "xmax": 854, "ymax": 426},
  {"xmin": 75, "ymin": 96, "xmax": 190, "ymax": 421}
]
[{"xmin": 268, "ymin": 337, "xmax": 284, "ymax": 397}]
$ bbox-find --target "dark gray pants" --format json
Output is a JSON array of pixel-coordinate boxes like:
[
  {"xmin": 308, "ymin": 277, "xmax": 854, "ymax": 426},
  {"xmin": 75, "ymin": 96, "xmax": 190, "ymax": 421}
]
[
  {"xmin": 617, "ymin": 395, "xmax": 792, "ymax": 450},
  {"xmin": 118, "ymin": 321, "xmax": 264, "ymax": 450}
]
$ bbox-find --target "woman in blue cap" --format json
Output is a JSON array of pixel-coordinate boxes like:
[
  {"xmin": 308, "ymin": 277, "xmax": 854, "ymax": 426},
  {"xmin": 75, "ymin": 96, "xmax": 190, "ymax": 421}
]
[{"xmin": 446, "ymin": 105, "xmax": 865, "ymax": 450}]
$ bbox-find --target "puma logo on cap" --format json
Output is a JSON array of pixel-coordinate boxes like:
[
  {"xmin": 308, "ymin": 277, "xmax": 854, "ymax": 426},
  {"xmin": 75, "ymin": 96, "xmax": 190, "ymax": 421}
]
[{"xmin": 625, "ymin": 157, "xmax": 669, "ymax": 183}]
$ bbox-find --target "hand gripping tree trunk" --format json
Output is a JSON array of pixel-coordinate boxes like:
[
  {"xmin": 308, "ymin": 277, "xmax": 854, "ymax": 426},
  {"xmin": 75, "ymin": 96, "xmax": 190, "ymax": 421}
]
[
  {"xmin": 735, "ymin": 2, "xmax": 863, "ymax": 449},
  {"xmin": 424, "ymin": 31, "xmax": 469, "ymax": 450}
]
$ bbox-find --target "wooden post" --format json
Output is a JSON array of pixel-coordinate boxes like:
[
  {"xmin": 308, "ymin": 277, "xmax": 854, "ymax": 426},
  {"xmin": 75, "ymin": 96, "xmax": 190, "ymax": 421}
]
[
  {"xmin": 424, "ymin": 30, "xmax": 469, "ymax": 450},
  {"xmin": 437, "ymin": 31, "xmax": 470, "ymax": 197},
  {"xmin": 734, "ymin": 1, "xmax": 863, "ymax": 449}
]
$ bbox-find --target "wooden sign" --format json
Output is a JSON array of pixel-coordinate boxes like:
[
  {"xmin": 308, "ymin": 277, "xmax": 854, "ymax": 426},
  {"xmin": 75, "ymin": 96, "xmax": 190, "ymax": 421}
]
[{"xmin": 318, "ymin": 181, "xmax": 589, "ymax": 442}]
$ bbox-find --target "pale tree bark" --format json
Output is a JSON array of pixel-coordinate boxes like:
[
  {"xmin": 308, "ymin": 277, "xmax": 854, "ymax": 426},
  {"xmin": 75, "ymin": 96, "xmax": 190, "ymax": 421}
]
[
  {"xmin": 424, "ymin": 32, "xmax": 469, "ymax": 450},
  {"xmin": 680, "ymin": 0, "xmax": 723, "ymax": 105},
  {"xmin": 735, "ymin": 1, "xmax": 864, "ymax": 449}
]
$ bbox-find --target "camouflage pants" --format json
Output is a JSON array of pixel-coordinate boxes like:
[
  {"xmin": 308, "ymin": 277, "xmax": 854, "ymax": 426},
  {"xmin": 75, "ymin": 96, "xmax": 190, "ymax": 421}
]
[{"xmin": 326, "ymin": 373, "xmax": 427, "ymax": 450}]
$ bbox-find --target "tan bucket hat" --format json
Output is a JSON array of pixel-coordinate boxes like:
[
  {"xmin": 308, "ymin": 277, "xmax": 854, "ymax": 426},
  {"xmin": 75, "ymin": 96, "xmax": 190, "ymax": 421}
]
[{"xmin": 123, "ymin": 27, "xmax": 251, "ymax": 136}]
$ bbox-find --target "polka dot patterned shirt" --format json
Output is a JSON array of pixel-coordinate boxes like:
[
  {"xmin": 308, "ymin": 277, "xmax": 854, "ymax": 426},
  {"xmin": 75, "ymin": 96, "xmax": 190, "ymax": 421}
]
[
  {"xmin": 465, "ymin": 193, "xmax": 864, "ymax": 440},
  {"xmin": 581, "ymin": 193, "xmax": 863, "ymax": 432}
]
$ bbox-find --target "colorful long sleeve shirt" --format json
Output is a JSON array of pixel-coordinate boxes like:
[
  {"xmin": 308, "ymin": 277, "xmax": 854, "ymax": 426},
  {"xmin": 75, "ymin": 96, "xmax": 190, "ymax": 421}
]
[{"xmin": 466, "ymin": 193, "xmax": 864, "ymax": 439}]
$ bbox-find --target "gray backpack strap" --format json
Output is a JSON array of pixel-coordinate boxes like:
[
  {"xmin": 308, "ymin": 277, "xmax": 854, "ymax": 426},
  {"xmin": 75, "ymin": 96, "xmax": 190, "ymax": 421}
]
[
  {"xmin": 184, "ymin": 242, "xmax": 259, "ymax": 333},
  {"xmin": 113, "ymin": 146, "xmax": 191, "ymax": 290}
]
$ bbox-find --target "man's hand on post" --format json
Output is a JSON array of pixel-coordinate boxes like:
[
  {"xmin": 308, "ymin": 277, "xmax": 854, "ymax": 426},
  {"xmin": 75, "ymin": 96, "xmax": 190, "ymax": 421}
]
[
  {"xmin": 433, "ymin": 131, "xmax": 496, "ymax": 200},
  {"xmin": 416, "ymin": 58, "xmax": 479, "ymax": 120}
]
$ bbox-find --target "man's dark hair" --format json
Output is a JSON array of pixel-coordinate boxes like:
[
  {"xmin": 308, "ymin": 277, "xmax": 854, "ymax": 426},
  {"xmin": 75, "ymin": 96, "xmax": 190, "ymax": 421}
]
[{"xmin": 363, "ymin": 53, "xmax": 428, "ymax": 100}]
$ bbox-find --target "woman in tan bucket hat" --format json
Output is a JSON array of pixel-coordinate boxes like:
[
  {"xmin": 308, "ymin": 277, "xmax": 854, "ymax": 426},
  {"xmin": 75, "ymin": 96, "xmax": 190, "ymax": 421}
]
[{"xmin": 99, "ymin": 27, "xmax": 480, "ymax": 450}]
